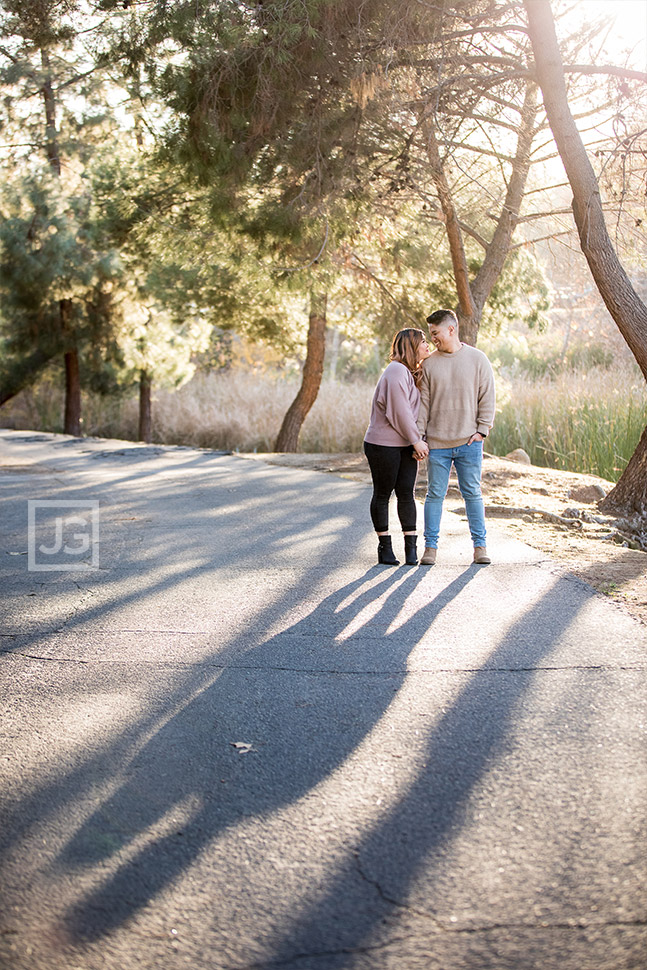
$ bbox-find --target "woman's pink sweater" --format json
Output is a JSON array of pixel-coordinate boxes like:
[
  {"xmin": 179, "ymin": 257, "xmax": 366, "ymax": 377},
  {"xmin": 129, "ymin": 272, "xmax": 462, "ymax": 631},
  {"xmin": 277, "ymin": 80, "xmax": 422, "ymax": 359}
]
[{"xmin": 364, "ymin": 361, "xmax": 421, "ymax": 447}]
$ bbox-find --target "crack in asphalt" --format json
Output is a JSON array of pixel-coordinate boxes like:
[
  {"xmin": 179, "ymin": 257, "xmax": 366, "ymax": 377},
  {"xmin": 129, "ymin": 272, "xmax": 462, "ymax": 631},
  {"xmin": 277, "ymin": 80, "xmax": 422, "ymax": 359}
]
[
  {"xmin": 220, "ymin": 913, "xmax": 647, "ymax": 970},
  {"xmin": 223, "ymin": 933, "xmax": 420, "ymax": 970},
  {"xmin": 353, "ymin": 849, "xmax": 434, "ymax": 920},
  {"xmin": 0, "ymin": 649, "xmax": 645, "ymax": 674},
  {"xmin": 353, "ymin": 852, "xmax": 647, "ymax": 933}
]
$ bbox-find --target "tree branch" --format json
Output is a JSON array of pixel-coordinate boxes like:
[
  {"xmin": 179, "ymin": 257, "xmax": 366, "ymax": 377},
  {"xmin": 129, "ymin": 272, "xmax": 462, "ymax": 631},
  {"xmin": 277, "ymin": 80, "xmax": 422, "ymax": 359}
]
[
  {"xmin": 347, "ymin": 253, "xmax": 420, "ymax": 324},
  {"xmin": 57, "ymin": 64, "xmax": 103, "ymax": 92},
  {"xmin": 563, "ymin": 64, "xmax": 647, "ymax": 83},
  {"xmin": 510, "ymin": 229, "xmax": 576, "ymax": 249},
  {"xmin": 273, "ymin": 222, "xmax": 330, "ymax": 274},
  {"xmin": 439, "ymin": 109, "xmax": 523, "ymax": 133},
  {"xmin": 442, "ymin": 141, "xmax": 515, "ymax": 163},
  {"xmin": 407, "ymin": 57, "xmax": 647, "ymax": 87}
]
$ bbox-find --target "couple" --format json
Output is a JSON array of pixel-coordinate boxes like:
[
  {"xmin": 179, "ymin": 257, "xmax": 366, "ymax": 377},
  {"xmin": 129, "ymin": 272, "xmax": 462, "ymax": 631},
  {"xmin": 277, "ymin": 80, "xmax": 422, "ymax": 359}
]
[{"xmin": 363, "ymin": 308, "xmax": 496, "ymax": 566}]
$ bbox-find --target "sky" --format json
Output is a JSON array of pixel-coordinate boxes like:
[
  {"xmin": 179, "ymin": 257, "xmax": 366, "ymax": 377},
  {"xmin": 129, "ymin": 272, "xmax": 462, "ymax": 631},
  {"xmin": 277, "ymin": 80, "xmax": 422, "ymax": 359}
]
[{"xmin": 566, "ymin": 0, "xmax": 647, "ymax": 69}]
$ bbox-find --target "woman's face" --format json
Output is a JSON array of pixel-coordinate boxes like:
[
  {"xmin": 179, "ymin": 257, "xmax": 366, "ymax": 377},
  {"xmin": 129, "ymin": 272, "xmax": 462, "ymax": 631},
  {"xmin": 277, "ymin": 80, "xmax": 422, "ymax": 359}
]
[{"xmin": 417, "ymin": 337, "xmax": 432, "ymax": 362}]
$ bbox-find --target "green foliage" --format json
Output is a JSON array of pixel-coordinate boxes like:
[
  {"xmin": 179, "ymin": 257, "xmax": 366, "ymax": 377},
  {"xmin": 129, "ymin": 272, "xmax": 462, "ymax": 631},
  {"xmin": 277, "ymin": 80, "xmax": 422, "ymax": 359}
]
[
  {"xmin": 140, "ymin": 0, "xmax": 429, "ymax": 181},
  {"xmin": 0, "ymin": 172, "xmax": 120, "ymax": 353},
  {"xmin": 420, "ymin": 248, "xmax": 551, "ymax": 335},
  {"xmin": 482, "ymin": 330, "xmax": 614, "ymax": 378},
  {"xmin": 87, "ymin": 144, "xmax": 323, "ymax": 360},
  {"xmin": 482, "ymin": 251, "xmax": 552, "ymax": 333}
]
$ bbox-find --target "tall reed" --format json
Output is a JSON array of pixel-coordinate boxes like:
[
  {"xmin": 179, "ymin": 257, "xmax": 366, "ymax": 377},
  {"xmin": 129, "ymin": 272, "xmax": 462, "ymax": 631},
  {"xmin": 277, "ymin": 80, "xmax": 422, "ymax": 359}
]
[{"xmin": 489, "ymin": 367, "xmax": 647, "ymax": 481}]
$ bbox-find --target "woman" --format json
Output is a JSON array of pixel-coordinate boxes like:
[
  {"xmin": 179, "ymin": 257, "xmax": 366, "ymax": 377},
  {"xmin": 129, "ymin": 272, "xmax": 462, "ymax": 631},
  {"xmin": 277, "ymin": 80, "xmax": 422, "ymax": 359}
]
[{"xmin": 364, "ymin": 328, "xmax": 431, "ymax": 565}]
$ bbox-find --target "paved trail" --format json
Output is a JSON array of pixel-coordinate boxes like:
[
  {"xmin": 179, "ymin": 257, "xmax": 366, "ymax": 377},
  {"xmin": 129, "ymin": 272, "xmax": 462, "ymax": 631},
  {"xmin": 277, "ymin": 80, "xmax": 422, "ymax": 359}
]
[{"xmin": 0, "ymin": 430, "xmax": 645, "ymax": 970}]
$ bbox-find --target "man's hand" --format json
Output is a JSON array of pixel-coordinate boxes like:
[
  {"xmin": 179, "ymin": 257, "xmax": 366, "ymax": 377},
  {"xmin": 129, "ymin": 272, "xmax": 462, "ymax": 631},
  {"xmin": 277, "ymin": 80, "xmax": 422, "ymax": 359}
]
[
  {"xmin": 467, "ymin": 433, "xmax": 485, "ymax": 446},
  {"xmin": 413, "ymin": 439, "xmax": 429, "ymax": 460}
]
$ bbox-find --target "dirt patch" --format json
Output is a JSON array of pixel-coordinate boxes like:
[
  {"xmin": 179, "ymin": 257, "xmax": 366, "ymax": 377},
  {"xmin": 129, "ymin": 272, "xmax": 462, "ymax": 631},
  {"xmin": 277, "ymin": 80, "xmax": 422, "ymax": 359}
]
[{"xmin": 243, "ymin": 451, "xmax": 647, "ymax": 627}]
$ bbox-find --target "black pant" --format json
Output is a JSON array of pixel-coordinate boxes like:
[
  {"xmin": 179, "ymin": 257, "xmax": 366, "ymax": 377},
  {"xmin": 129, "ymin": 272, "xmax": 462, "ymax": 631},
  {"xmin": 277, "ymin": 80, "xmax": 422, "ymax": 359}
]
[{"xmin": 363, "ymin": 441, "xmax": 418, "ymax": 533}]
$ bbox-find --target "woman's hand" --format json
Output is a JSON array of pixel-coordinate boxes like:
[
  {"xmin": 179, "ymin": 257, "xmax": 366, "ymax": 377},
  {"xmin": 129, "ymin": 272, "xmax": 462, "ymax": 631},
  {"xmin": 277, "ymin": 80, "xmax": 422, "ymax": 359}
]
[{"xmin": 413, "ymin": 439, "xmax": 429, "ymax": 460}]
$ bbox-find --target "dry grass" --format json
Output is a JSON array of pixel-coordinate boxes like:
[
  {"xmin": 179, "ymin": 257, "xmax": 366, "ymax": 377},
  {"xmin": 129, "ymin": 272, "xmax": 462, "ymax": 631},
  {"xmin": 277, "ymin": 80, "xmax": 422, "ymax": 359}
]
[
  {"xmin": 77, "ymin": 372, "xmax": 374, "ymax": 453},
  {"xmin": 2, "ymin": 365, "xmax": 645, "ymax": 480},
  {"xmin": 140, "ymin": 372, "xmax": 374, "ymax": 452}
]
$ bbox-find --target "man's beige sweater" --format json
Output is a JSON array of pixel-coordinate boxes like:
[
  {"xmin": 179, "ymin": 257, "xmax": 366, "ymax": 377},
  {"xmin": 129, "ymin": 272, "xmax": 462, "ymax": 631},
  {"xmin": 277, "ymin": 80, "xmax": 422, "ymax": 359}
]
[{"xmin": 417, "ymin": 344, "xmax": 495, "ymax": 448}]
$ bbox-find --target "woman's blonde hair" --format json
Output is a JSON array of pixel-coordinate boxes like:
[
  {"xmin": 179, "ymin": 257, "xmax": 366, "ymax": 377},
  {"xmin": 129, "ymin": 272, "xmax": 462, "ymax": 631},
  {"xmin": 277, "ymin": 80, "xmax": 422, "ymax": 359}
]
[{"xmin": 390, "ymin": 328, "xmax": 427, "ymax": 387}]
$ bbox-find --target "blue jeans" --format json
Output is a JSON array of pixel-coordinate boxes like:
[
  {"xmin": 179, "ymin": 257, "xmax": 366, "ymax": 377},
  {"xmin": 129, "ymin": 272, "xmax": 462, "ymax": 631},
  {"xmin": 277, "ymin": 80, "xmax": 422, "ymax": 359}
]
[{"xmin": 424, "ymin": 441, "xmax": 486, "ymax": 548}]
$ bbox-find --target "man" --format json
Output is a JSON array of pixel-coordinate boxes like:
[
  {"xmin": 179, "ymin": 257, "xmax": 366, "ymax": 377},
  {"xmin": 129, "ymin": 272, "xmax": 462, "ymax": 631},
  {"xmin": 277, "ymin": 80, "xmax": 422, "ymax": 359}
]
[{"xmin": 416, "ymin": 308, "xmax": 495, "ymax": 565}]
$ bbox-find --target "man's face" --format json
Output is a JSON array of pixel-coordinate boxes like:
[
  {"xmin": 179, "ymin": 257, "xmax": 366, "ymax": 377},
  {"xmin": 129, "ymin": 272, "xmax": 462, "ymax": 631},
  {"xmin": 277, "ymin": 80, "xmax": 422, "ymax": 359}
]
[{"xmin": 428, "ymin": 322, "xmax": 454, "ymax": 352}]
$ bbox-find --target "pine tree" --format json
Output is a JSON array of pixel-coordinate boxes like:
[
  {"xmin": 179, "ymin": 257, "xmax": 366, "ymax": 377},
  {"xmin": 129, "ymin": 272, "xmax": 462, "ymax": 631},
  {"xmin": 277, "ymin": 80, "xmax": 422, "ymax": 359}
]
[{"xmin": 0, "ymin": 0, "xmax": 121, "ymax": 431}]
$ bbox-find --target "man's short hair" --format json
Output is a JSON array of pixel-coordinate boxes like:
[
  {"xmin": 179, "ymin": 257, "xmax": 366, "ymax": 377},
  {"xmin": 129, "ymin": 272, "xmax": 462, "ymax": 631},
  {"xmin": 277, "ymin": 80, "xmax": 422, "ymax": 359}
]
[{"xmin": 426, "ymin": 309, "xmax": 458, "ymax": 328}]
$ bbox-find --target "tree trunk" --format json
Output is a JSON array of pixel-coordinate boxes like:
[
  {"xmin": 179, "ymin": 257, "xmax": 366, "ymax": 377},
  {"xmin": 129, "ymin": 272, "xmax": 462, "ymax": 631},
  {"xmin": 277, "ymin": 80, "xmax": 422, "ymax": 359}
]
[
  {"xmin": 63, "ymin": 347, "xmax": 81, "ymax": 436},
  {"xmin": 43, "ymin": 48, "xmax": 85, "ymax": 438},
  {"xmin": 138, "ymin": 369, "xmax": 152, "ymax": 443},
  {"xmin": 524, "ymin": 0, "xmax": 647, "ymax": 514},
  {"xmin": 41, "ymin": 49, "xmax": 61, "ymax": 176},
  {"xmin": 422, "ymin": 116, "xmax": 477, "ymax": 343},
  {"xmin": 60, "ymin": 298, "xmax": 81, "ymax": 435},
  {"xmin": 601, "ymin": 425, "xmax": 647, "ymax": 516},
  {"xmin": 470, "ymin": 81, "xmax": 538, "ymax": 314},
  {"xmin": 274, "ymin": 292, "xmax": 327, "ymax": 452}
]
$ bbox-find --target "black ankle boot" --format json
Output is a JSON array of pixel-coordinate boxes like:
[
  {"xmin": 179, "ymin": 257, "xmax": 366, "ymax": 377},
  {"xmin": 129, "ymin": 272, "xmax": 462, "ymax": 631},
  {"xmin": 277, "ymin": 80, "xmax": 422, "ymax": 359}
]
[
  {"xmin": 377, "ymin": 535, "xmax": 399, "ymax": 565},
  {"xmin": 404, "ymin": 535, "xmax": 418, "ymax": 565}
]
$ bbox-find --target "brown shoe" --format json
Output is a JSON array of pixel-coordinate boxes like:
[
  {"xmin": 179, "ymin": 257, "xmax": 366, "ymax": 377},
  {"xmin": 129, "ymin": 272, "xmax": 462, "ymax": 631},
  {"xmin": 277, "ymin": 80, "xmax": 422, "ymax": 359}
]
[
  {"xmin": 473, "ymin": 546, "xmax": 491, "ymax": 564},
  {"xmin": 420, "ymin": 547, "xmax": 437, "ymax": 565}
]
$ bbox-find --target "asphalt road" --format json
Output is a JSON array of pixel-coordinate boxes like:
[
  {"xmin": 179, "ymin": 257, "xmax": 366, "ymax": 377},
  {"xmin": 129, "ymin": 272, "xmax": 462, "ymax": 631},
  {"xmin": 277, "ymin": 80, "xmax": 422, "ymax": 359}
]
[{"xmin": 0, "ymin": 429, "xmax": 645, "ymax": 970}]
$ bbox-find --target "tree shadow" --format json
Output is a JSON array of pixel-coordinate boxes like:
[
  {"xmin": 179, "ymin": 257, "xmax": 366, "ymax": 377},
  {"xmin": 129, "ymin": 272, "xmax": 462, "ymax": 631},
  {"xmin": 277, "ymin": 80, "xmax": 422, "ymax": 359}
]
[
  {"xmin": 249, "ymin": 574, "xmax": 594, "ymax": 966},
  {"xmin": 574, "ymin": 547, "xmax": 647, "ymax": 588},
  {"xmin": 0, "ymin": 454, "xmax": 367, "ymax": 655},
  {"xmin": 1, "ymin": 443, "xmax": 601, "ymax": 965},
  {"xmin": 56, "ymin": 565, "xmax": 479, "ymax": 943}
]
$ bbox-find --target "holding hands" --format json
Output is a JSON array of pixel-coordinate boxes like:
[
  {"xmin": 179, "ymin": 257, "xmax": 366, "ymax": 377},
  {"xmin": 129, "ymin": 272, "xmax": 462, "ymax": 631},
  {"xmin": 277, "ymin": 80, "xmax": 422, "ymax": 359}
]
[{"xmin": 413, "ymin": 438, "xmax": 429, "ymax": 461}]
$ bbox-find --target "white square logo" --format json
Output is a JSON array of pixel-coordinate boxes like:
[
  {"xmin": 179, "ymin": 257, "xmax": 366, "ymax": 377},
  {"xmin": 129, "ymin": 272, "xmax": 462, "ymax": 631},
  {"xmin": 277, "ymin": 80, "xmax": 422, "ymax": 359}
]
[{"xmin": 27, "ymin": 500, "xmax": 100, "ymax": 572}]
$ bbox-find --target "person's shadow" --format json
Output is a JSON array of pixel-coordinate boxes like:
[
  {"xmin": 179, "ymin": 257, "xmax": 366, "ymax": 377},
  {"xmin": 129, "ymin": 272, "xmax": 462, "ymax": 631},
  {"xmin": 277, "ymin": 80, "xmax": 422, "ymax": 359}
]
[
  {"xmin": 254, "ymin": 571, "xmax": 597, "ymax": 966},
  {"xmin": 58, "ymin": 563, "xmax": 479, "ymax": 942}
]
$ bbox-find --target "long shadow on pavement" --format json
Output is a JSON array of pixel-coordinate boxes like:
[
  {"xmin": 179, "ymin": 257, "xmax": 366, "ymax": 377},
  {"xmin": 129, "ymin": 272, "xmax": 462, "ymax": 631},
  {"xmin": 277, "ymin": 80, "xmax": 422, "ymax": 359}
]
[
  {"xmin": 1, "ymin": 447, "xmax": 602, "ymax": 966},
  {"xmin": 58, "ymin": 565, "xmax": 478, "ymax": 942},
  {"xmin": 253, "ymin": 573, "xmax": 594, "ymax": 967}
]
